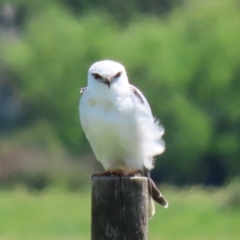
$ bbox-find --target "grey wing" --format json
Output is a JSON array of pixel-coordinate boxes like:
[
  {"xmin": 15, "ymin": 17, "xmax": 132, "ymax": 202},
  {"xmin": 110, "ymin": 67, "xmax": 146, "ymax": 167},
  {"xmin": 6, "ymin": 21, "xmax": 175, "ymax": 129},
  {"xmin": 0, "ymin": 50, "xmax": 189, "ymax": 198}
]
[
  {"xmin": 130, "ymin": 83, "xmax": 165, "ymax": 166},
  {"xmin": 130, "ymin": 85, "xmax": 168, "ymax": 208},
  {"xmin": 129, "ymin": 84, "xmax": 152, "ymax": 114}
]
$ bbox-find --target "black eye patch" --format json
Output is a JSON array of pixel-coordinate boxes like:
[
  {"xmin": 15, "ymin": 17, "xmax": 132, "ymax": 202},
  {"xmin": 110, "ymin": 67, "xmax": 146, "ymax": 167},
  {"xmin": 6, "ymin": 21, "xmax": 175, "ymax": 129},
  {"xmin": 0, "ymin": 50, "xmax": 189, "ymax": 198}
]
[
  {"xmin": 92, "ymin": 73, "xmax": 102, "ymax": 80},
  {"xmin": 114, "ymin": 72, "xmax": 121, "ymax": 78}
]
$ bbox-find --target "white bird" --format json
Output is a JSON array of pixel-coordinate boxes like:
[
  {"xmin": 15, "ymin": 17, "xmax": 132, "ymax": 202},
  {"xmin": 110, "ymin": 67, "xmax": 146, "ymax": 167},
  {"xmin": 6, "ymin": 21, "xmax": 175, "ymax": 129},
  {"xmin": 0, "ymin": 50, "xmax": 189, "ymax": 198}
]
[{"xmin": 79, "ymin": 60, "xmax": 168, "ymax": 218}]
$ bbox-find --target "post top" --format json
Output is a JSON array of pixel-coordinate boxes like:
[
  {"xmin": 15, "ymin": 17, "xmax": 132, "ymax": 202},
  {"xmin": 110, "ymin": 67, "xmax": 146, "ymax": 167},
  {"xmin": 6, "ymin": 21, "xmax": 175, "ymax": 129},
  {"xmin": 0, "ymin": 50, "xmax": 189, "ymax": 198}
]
[{"xmin": 92, "ymin": 175, "xmax": 148, "ymax": 181}]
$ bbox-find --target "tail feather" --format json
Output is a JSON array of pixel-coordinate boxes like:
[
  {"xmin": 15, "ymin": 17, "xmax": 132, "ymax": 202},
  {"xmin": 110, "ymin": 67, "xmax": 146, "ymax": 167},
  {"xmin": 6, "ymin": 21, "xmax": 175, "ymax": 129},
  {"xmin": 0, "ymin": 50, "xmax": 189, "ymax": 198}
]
[
  {"xmin": 148, "ymin": 195, "xmax": 155, "ymax": 219},
  {"xmin": 143, "ymin": 167, "xmax": 168, "ymax": 214},
  {"xmin": 148, "ymin": 177, "xmax": 168, "ymax": 208}
]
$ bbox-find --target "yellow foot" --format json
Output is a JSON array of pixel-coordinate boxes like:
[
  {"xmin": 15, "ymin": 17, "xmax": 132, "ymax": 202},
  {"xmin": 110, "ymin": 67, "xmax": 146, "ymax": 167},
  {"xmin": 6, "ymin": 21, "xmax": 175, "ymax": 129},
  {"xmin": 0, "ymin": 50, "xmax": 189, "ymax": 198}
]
[
  {"xmin": 91, "ymin": 169, "xmax": 124, "ymax": 178},
  {"xmin": 92, "ymin": 169, "xmax": 143, "ymax": 178},
  {"xmin": 109, "ymin": 169, "xmax": 124, "ymax": 176},
  {"xmin": 109, "ymin": 169, "xmax": 142, "ymax": 177},
  {"xmin": 92, "ymin": 171, "xmax": 111, "ymax": 178}
]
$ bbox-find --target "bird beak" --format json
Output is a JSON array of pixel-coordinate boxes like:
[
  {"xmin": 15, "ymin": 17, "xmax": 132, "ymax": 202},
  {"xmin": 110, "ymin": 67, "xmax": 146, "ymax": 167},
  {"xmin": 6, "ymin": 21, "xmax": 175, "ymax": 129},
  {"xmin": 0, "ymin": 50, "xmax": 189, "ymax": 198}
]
[{"xmin": 104, "ymin": 78, "xmax": 111, "ymax": 88}]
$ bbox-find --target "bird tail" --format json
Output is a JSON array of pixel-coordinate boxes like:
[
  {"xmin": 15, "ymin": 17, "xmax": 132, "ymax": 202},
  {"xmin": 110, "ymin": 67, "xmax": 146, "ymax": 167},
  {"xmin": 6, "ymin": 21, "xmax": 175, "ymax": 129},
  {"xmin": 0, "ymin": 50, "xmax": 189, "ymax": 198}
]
[
  {"xmin": 143, "ymin": 168, "xmax": 168, "ymax": 219},
  {"xmin": 148, "ymin": 177, "xmax": 168, "ymax": 208},
  {"xmin": 148, "ymin": 194, "xmax": 155, "ymax": 219}
]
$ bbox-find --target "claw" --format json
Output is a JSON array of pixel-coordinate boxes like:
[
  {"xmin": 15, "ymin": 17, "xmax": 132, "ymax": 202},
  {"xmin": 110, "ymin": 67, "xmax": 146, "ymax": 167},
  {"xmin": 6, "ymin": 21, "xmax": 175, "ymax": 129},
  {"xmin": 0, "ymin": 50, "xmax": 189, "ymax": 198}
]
[
  {"xmin": 91, "ymin": 169, "xmax": 143, "ymax": 179},
  {"xmin": 109, "ymin": 169, "xmax": 124, "ymax": 176},
  {"xmin": 109, "ymin": 169, "xmax": 142, "ymax": 177},
  {"xmin": 91, "ymin": 171, "xmax": 111, "ymax": 179}
]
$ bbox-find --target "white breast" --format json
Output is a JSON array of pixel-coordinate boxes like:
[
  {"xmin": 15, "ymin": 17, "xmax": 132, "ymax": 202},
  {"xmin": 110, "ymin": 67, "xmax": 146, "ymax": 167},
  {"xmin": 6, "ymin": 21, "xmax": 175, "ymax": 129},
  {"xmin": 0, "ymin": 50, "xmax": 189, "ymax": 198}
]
[
  {"xmin": 79, "ymin": 89, "xmax": 145, "ymax": 171},
  {"xmin": 79, "ymin": 83, "xmax": 165, "ymax": 172}
]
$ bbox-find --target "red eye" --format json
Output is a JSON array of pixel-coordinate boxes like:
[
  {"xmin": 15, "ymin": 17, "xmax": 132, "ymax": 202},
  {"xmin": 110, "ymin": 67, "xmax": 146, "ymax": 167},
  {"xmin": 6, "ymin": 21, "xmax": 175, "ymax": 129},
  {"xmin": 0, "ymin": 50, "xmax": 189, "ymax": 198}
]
[
  {"xmin": 92, "ymin": 73, "xmax": 102, "ymax": 80},
  {"xmin": 114, "ymin": 72, "xmax": 121, "ymax": 78}
]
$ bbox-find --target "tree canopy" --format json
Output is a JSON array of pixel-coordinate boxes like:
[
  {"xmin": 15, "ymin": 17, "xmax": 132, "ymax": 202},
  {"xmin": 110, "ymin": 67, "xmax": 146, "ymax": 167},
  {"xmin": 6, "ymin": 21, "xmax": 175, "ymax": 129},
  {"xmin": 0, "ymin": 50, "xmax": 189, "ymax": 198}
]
[{"xmin": 1, "ymin": 0, "xmax": 240, "ymax": 186}]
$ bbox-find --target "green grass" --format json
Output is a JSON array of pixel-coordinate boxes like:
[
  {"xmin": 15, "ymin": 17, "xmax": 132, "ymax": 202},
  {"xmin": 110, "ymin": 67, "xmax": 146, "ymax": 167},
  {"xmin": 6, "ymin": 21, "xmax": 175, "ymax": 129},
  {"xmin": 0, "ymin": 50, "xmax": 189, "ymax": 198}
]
[{"xmin": 0, "ymin": 186, "xmax": 239, "ymax": 240}]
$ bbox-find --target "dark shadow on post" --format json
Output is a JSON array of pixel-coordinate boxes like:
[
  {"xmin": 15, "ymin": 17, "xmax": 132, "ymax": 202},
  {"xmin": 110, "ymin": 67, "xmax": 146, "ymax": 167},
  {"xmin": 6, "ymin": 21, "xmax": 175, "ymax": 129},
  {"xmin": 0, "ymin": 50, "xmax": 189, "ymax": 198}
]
[{"xmin": 91, "ymin": 176, "xmax": 148, "ymax": 240}]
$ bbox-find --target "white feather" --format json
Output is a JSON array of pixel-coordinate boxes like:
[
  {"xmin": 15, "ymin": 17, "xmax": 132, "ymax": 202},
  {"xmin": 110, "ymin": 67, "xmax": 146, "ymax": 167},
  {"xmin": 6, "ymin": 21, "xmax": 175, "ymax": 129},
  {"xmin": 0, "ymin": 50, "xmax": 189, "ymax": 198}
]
[
  {"xmin": 80, "ymin": 60, "xmax": 164, "ymax": 170},
  {"xmin": 79, "ymin": 60, "xmax": 165, "ymax": 218}
]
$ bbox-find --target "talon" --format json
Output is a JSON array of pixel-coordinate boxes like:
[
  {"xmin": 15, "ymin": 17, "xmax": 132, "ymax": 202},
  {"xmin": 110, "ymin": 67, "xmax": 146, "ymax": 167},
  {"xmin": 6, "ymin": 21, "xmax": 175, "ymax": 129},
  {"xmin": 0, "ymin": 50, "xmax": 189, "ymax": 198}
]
[
  {"xmin": 109, "ymin": 169, "xmax": 124, "ymax": 176},
  {"xmin": 92, "ymin": 171, "xmax": 111, "ymax": 179}
]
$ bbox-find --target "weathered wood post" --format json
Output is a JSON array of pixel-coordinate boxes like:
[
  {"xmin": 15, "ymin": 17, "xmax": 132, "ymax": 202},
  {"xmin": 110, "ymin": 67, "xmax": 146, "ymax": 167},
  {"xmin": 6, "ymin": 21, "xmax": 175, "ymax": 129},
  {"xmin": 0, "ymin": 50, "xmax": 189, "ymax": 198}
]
[{"xmin": 92, "ymin": 176, "xmax": 149, "ymax": 240}]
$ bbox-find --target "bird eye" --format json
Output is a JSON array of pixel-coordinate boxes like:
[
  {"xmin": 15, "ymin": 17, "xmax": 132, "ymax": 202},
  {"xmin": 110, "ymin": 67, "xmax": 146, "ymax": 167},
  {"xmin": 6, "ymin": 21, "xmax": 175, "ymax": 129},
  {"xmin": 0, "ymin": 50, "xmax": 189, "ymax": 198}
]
[
  {"xmin": 114, "ymin": 72, "xmax": 121, "ymax": 78},
  {"xmin": 92, "ymin": 73, "xmax": 102, "ymax": 80}
]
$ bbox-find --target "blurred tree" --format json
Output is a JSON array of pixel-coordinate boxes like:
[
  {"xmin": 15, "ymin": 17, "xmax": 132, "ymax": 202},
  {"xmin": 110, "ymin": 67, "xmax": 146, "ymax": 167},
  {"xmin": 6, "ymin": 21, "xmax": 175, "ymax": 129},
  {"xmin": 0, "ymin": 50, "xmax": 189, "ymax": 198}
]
[
  {"xmin": 1, "ymin": 0, "xmax": 180, "ymax": 25},
  {"xmin": 1, "ymin": 0, "xmax": 240, "ymax": 186}
]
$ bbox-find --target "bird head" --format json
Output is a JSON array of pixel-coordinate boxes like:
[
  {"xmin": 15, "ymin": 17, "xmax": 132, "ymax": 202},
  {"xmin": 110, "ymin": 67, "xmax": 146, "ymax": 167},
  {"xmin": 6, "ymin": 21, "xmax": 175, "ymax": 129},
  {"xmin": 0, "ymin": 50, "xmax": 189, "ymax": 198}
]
[{"xmin": 88, "ymin": 60, "xmax": 128, "ymax": 90}]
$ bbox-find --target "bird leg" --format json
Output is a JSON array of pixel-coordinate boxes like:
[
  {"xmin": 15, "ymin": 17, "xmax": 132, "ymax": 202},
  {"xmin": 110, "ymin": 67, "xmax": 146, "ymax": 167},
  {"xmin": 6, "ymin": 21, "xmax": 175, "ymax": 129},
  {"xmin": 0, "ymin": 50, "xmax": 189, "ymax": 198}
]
[
  {"xmin": 92, "ymin": 171, "xmax": 111, "ymax": 178},
  {"xmin": 109, "ymin": 169, "xmax": 124, "ymax": 176},
  {"xmin": 111, "ymin": 169, "xmax": 142, "ymax": 176},
  {"xmin": 92, "ymin": 169, "xmax": 124, "ymax": 178},
  {"xmin": 92, "ymin": 169, "xmax": 143, "ymax": 178}
]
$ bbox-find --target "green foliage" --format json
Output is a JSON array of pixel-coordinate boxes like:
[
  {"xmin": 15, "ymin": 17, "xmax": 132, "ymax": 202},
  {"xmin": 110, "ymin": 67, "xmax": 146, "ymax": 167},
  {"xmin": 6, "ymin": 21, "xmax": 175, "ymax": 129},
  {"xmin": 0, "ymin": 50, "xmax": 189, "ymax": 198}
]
[
  {"xmin": 0, "ymin": 121, "xmax": 90, "ymax": 190},
  {"xmin": 222, "ymin": 179, "xmax": 240, "ymax": 209},
  {"xmin": 2, "ymin": 0, "xmax": 240, "ymax": 184}
]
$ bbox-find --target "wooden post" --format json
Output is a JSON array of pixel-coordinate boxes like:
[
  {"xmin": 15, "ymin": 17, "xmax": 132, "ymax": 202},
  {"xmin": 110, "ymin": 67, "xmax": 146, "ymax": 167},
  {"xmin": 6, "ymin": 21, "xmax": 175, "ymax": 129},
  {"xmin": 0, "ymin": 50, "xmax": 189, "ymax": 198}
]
[{"xmin": 91, "ymin": 176, "xmax": 149, "ymax": 240}]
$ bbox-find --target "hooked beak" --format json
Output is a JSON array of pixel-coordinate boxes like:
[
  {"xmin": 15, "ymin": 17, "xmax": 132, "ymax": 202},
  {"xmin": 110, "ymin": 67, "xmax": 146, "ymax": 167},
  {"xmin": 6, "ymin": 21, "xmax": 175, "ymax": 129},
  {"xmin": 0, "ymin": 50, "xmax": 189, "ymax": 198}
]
[{"xmin": 104, "ymin": 78, "xmax": 111, "ymax": 88}]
